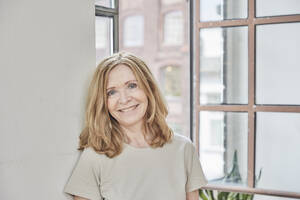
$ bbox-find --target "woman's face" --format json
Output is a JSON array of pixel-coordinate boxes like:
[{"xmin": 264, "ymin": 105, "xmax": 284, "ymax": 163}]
[{"xmin": 106, "ymin": 64, "xmax": 148, "ymax": 129}]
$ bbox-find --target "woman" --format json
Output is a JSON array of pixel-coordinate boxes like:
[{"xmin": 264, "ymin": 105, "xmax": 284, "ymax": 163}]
[{"xmin": 64, "ymin": 52, "xmax": 207, "ymax": 200}]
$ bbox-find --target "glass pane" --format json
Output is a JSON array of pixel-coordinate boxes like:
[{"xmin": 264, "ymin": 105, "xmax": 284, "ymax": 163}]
[
  {"xmin": 199, "ymin": 26, "xmax": 248, "ymax": 105},
  {"xmin": 256, "ymin": 112, "xmax": 300, "ymax": 192},
  {"xmin": 163, "ymin": 11, "xmax": 184, "ymax": 46},
  {"xmin": 95, "ymin": 0, "xmax": 114, "ymax": 8},
  {"xmin": 200, "ymin": 0, "xmax": 247, "ymax": 21},
  {"xmin": 95, "ymin": 16, "xmax": 113, "ymax": 65},
  {"xmin": 162, "ymin": 0, "xmax": 182, "ymax": 5},
  {"xmin": 199, "ymin": 111, "xmax": 248, "ymax": 186},
  {"xmin": 123, "ymin": 15, "xmax": 144, "ymax": 47},
  {"xmin": 119, "ymin": 1, "xmax": 190, "ymax": 138},
  {"xmin": 254, "ymin": 194, "xmax": 299, "ymax": 200},
  {"xmin": 199, "ymin": 191, "xmax": 299, "ymax": 200},
  {"xmin": 256, "ymin": 0, "xmax": 300, "ymax": 17},
  {"xmin": 160, "ymin": 66, "xmax": 181, "ymax": 97},
  {"xmin": 256, "ymin": 23, "xmax": 300, "ymax": 105}
]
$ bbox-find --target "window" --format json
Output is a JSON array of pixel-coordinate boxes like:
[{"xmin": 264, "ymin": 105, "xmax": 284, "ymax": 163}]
[
  {"xmin": 95, "ymin": 0, "xmax": 114, "ymax": 8},
  {"xmin": 95, "ymin": 18, "xmax": 109, "ymax": 49},
  {"xmin": 194, "ymin": 0, "xmax": 300, "ymax": 199},
  {"xmin": 160, "ymin": 65, "xmax": 183, "ymax": 134},
  {"xmin": 200, "ymin": 0, "xmax": 247, "ymax": 21},
  {"xmin": 123, "ymin": 15, "xmax": 144, "ymax": 47},
  {"xmin": 95, "ymin": 0, "xmax": 118, "ymax": 64},
  {"xmin": 160, "ymin": 65, "xmax": 181, "ymax": 97},
  {"xmin": 163, "ymin": 11, "xmax": 184, "ymax": 46},
  {"xmin": 95, "ymin": 17, "xmax": 113, "ymax": 64}
]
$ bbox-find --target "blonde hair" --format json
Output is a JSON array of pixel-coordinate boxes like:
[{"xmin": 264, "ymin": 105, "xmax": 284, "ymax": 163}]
[{"xmin": 79, "ymin": 52, "xmax": 173, "ymax": 158}]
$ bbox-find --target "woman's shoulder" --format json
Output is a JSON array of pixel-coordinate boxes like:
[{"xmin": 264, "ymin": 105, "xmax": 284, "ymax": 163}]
[
  {"xmin": 172, "ymin": 132, "xmax": 192, "ymax": 143},
  {"xmin": 171, "ymin": 132, "xmax": 194, "ymax": 147},
  {"xmin": 82, "ymin": 146, "xmax": 98, "ymax": 155},
  {"xmin": 80, "ymin": 146, "xmax": 108, "ymax": 163}
]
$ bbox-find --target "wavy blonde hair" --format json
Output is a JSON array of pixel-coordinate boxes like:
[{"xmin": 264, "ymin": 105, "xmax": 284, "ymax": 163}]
[{"xmin": 79, "ymin": 52, "xmax": 173, "ymax": 158}]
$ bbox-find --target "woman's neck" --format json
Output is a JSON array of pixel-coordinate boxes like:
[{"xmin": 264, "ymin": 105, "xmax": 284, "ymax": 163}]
[{"xmin": 121, "ymin": 123, "xmax": 150, "ymax": 147}]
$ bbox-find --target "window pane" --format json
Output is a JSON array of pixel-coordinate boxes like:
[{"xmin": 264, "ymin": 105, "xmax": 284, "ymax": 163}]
[
  {"xmin": 254, "ymin": 194, "xmax": 299, "ymax": 200},
  {"xmin": 95, "ymin": 0, "xmax": 114, "ymax": 8},
  {"xmin": 200, "ymin": 0, "xmax": 247, "ymax": 22},
  {"xmin": 256, "ymin": 0, "xmax": 300, "ymax": 17},
  {"xmin": 123, "ymin": 15, "xmax": 144, "ymax": 47},
  {"xmin": 256, "ymin": 112, "xmax": 300, "ymax": 192},
  {"xmin": 163, "ymin": 11, "xmax": 184, "ymax": 46},
  {"xmin": 162, "ymin": 0, "xmax": 182, "ymax": 5},
  {"xmin": 199, "ymin": 111, "xmax": 248, "ymax": 186},
  {"xmin": 160, "ymin": 66, "xmax": 181, "ymax": 97},
  {"xmin": 199, "ymin": 26, "xmax": 248, "ymax": 105},
  {"xmin": 256, "ymin": 23, "xmax": 300, "ymax": 105},
  {"xmin": 95, "ymin": 16, "xmax": 113, "ymax": 65},
  {"xmin": 119, "ymin": 1, "xmax": 190, "ymax": 138}
]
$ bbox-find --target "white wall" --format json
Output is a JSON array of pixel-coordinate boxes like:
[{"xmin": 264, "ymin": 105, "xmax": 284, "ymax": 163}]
[{"xmin": 0, "ymin": 0, "xmax": 95, "ymax": 199}]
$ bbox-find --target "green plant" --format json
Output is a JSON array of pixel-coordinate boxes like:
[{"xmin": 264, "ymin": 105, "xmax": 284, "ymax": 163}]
[
  {"xmin": 199, "ymin": 150, "xmax": 262, "ymax": 200},
  {"xmin": 199, "ymin": 189, "xmax": 254, "ymax": 200}
]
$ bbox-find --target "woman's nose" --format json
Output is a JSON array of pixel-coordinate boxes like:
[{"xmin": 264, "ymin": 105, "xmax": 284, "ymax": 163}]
[{"xmin": 118, "ymin": 89, "xmax": 131, "ymax": 104}]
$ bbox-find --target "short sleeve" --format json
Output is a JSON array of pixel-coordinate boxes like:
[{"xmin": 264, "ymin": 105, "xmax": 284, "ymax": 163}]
[
  {"xmin": 185, "ymin": 141, "xmax": 207, "ymax": 192},
  {"xmin": 64, "ymin": 147, "xmax": 103, "ymax": 200}
]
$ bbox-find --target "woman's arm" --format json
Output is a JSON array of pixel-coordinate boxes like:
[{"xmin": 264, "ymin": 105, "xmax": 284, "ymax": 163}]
[
  {"xmin": 74, "ymin": 196, "xmax": 89, "ymax": 200},
  {"xmin": 186, "ymin": 190, "xmax": 199, "ymax": 200}
]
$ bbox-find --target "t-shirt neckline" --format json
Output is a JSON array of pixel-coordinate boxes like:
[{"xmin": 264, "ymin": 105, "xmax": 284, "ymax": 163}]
[{"xmin": 124, "ymin": 143, "xmax": 152, "ymax": 150}]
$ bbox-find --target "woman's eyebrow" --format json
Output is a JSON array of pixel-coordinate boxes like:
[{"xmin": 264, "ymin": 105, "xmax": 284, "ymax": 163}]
[
  {"xmin": 106, "ymin": 79, "xmax": 137, "ymax": 90},
  {"xmin": 106, "ymin": 86, "xmax": 115, "ymax": 91},
  {"xmin": 125, "ymin": 79, "xmax": 137, "ymax": 84}
]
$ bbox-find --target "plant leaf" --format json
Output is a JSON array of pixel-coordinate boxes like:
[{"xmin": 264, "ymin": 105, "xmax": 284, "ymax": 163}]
[
  {"xmin": 199, "ymin": 189, "xmax": 209, "ymax": 200},
  {"xmin": 217, "ymin": 191, "xmax": 229, "ymax": 200},
  {"xmin": 208, "ymin": 190, "xmax": 215, "ymax": 200}
]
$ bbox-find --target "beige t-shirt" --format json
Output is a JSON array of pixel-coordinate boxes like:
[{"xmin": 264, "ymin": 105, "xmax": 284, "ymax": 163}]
[{"xmin": 64, "ymin": 133, "xmax": 207, "ymax": 200}]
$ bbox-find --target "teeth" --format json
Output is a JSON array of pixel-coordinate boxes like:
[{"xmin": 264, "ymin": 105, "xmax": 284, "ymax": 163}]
[{"xmin": 120, "ymin": 105, "xmax": 137, "ymax": 112}]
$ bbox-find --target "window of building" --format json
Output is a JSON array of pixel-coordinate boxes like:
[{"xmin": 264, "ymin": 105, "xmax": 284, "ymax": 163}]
[
  {"xmin": 160, "ymin": 65, "xmax": 183, "ymax": 137},
  {"xmin": 95, "ymin": 0, "xmax": 118, "ymax": 64},
  {"xmin": 160, "ymin": 65, "xmax": 181, "ymax": 97},
  {"xmin": 95, "ymin": 17, "xmax": 113, "ymax": 64},
  {"xmin": 194, "ymin": 0, "xmax": 300, "ymax": 199},
  {"xmin": 123, "ymin": 15, "xmax": 144, "ymax": 47},
  {"xmin": 163, "ymin": 11, "xmax": 184, "ymax": 46},
  {"xmin": 95, "ymin": 18, "xmax": 108, "ymax": 49}
]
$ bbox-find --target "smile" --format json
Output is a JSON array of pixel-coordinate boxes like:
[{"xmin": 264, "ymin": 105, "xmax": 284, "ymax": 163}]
[{"xmin": 118, "ymin": 104, "xmax": 139, "ymax": 112}]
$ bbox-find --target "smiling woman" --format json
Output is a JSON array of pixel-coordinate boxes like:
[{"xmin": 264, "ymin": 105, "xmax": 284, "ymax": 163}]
[{"xmin": 64, "ymin": 52, "xmax": 207, "ymax": 200}]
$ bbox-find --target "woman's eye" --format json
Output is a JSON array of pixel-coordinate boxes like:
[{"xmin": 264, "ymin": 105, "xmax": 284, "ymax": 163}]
[
  {"xmin": 107, "ymin": 90, "xmax": 116, "ymax": 96},
  {"xmin": 128, "ymin": 82, "xmax": 137, "ymax": 89}
]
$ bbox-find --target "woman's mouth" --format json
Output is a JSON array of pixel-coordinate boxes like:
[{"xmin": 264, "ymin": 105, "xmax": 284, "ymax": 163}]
[{"xmin": 118, "ymin": 104, "xmax": 139, "ymax": 112}]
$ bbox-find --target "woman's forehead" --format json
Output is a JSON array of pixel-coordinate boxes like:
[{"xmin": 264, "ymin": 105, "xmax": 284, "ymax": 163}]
[{"xmin": 107, "ymin": 64, "xmax": 138, "ymax": 88}]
